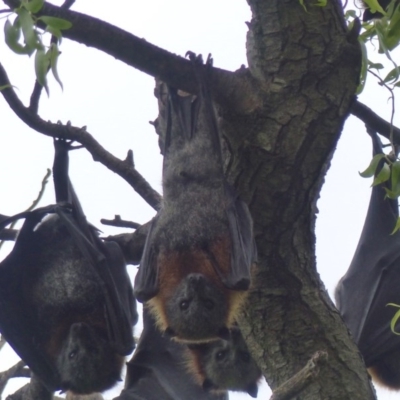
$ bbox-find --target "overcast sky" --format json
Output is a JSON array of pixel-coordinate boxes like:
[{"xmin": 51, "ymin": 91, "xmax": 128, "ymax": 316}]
[{"xmin": 0, "ymin": 1, "xmax": 398, "ymax": 399}]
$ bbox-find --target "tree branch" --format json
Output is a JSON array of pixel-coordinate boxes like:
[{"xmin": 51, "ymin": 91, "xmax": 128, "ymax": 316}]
[
  {"xmin": 2, "ymin": 0, "xmax": 262, "ymax": 113},
  {"xmin": 101, "ymin": 215, "xmax": 140, "ymax": 230},
  {"xmin": 351, "ymin": 100, "xmax": 400, "ymax": 144},
  {"xmin": 0, "ymin": 63, "xmax": 162, "ymax": 210}
]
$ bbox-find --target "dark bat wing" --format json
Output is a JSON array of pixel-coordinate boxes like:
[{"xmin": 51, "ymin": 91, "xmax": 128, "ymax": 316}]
[
  {"xmin": 224, "ymin": 183, "xmax": 256, "ymax": 290},
  {"xmin": 335, "ymin": 130, "xmax": 400, "ymax": 366},
  {"xmin": 133, "ymin": 217, "xmax": 159, "ymax": 302},
  {"xmin": 197, "ymin": 62, "xmax": 255, "ymax": 291},
  {"xmin": 0, "ymin": 207, "xmax": 62, "ymax": 392},
  {"xmin": 52, "ymin": 139, "xmax": 136, "ymax": 355},
  {"xmin": 114, "ymin": 309, "xmax": 228, "ymax": 400}
]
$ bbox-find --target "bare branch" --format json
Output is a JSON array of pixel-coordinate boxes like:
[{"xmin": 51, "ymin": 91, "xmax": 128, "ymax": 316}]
[
  {"xmin": 0, "ymin": 168, "xmax": 51, "ymax": 250},
  {"xmin": 0, "ymin": 63, "xmax": 162, "ymax": 210},
  {"xmin": 101, "ymin": 215, "xmax": 140, "ymax": 230},
  {"xmin": 269, "ymin": 351, "xmax": 328, "ymax": 400},
  {"xmin": 351, "ymin": 100, "xmax": 400, "ymax": 144}
]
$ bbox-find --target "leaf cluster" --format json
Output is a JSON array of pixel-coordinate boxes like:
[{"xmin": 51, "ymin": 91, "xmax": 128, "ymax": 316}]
[
  {"xmin": 360, "ymin": 153, "xmax": 400, "ymax": 231},
  {"xmin": 2, "ymin": 0, "xmax": 72, "ymax": 94}
]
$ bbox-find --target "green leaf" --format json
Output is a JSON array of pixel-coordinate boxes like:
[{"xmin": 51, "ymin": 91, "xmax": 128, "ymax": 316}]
[
  {"xmin": 391, "ymin": 218, "xmax": 400, "ymax": 234},
  {"xmin": 383, "ymin": 66, "xmax": 400, "ymax": 83},
  {"xmin": 364, "ymin": 0, "xmax": 387, "ymax": 16},
  {"xmin": 298, "ymin": 0, "xmax": 307, "ymax": 12},
  {"xmin": 46, "ymin": 26, "xmax": 62, "ymax": 40},
  {"xmin": 372, "ymin": 162, "xmax": 391, "ymax": 186},
  {"xmin": 345, "ymin": 10, "xmax": 357, "ymax": 19},
  {"xmin": 387, "ymin": 303, "xmax": 400, "ymax": 333},
  {"xmin": 18, "ymin": 8, "xmax": 39, "ymax": 52},
  {"xmin": 0, "ymin": 84, "xmax": 11, "ymax": 91},
  {"xmin": 391, "ymin": 160, "xmax": 400, "ymax": 192},
  {"xmin": 23, "ymin": 0, "xmax": 44, "ymax": 13},
  {"xmin": 34, "ymin": 48, "xmax": 50, "ymax": 95},
  {"xmin": 49, "ymin": 43, "xmax": 63, "ymax": 90},
  {"xmin": 314, "ymin": 0, "xmax": 327, "ymax": 6},
  {"xmin": 357, "ymin": 39, "xmax": 368, "ymax": 94},
  {"xmin": 359, "ymin": 154, "xmax": 385, "ymax": 177},
  {"xmin": 4, "ymin": 19, "xmax": 31, "ymax": 55},
  {"xmin": 38, "ymin": 16, "xmax": 72, "ymax": 30}
]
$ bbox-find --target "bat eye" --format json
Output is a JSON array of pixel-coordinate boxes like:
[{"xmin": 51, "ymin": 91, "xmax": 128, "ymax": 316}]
[
  {"xmin": 180, "ymin": 300, "xmax": 190, "ymax": 310},
  {"xmin": 215, "ymin": 350, "xmax": 226, "ymax": 361},
  {"xmin": 241, "ymin": 352, "xmax": 251, "ymax": 362},
  {"xmin": 204, "ymin": 299, "xmax": 214, "ymax": 310},
  {"xmin": 68, "ymin": 350, "xmax": 77, "ymax": 359}
]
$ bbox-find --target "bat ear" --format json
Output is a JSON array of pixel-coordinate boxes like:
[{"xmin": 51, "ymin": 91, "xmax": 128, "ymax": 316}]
[
  {"xmin": 164, "ymin": 327, "xmax": 177, "ymax": 337},
  {"xmin": 247, "ymin": 382, "xmax": 259, "ymax": 398},
  {"xmin": 217, "ymin": 327, "xmax": 231, "ymax": 340}
]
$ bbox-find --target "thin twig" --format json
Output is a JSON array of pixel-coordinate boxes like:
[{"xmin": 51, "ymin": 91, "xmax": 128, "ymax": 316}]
[
  {"xmin": 0, "ymin": 168, "xmax": 51, "ymax": 250},
  {"xmin": 367, "ymin": 69, "xmax": 396, "ymax": 153},
  {"xmin": 101, "ymin": 215, "xmax": 140, "ymax": 229},
  {"xmin": 269, "ymin": 351, "xmax": 328, "ymax": 400}
]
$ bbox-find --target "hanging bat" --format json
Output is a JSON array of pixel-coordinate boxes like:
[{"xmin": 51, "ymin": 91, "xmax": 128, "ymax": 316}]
[
  {"xmin": 335, "ymin": 129, "xmax": 400, "ymax": 389},
  {"xmin": 134, "ymin": 55, "xmax": 257, "ymax": 342},
  {"xmin": 0, "ymin": 138, "xmax": 137, "ymax": 394},
  {"xmin": 115, "ymin": 308, "xmax": 228, "ymax": 400},
  {"xmin": 186, "ymin": 327, "xmax": 262, "ymax": 398}
]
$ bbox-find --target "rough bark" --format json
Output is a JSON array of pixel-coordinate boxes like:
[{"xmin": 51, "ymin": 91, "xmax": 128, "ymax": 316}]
[{"xmin": 229, "ymin": 1, "xmax": 373, "ymax": 398}]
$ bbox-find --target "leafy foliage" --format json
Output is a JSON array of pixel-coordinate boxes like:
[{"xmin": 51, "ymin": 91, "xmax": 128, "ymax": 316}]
[{"xmin": 2, "ymin": 0, "xmax": 71, "ymax": 94}]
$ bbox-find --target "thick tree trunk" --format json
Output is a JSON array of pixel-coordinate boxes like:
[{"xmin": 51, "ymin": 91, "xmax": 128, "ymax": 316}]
[{"xmin": 218, "ymin": 0, "xmax": 373, "ymax": 398}]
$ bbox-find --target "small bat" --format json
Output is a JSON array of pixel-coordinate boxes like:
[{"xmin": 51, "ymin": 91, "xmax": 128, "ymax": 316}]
[
  {"xmin": 134, "ymin": 55, "xmax": 256, "ymax": 342},
  {"xmin": 0, "ymin": 139, "xmax": 137, "ymax": 394},
  {"xmin": 186, "ymin": 327, "xmax": 262, "ymax": 398},
  {"xmin": 335, "ymin": 129, "xmax": 400, "ymax": 389},
  {"xmin": 114, "ymin": 308, "xmax": 228, "ymax": 400}
]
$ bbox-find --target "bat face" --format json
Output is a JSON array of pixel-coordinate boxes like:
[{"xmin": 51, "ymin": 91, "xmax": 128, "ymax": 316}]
[
  {"xmin": 187, "ymin": 328, "xmax": 261, "ymax": 398},
  {"xmin": 0, "ymin": 139, "xmax": 137, "ymax": 394},
  {"xmin": 57, "ymin": 323, "xmax": 124, "ymax": 394},
  {"xmin": 115, "ymin": 308, "xmax": 228, "ymax": 400},
  {"xmin": 147, "ymin": 243, "xmax": 247, "ymax": 341}
]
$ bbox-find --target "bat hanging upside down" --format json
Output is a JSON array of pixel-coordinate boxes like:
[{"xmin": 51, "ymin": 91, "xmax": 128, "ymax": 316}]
[
  {"xmin": 336, "ymin": 128, "xmax": 400, "ymax": 389},
  {"xmin": 134, "ymin": 54, "xmax": 257, "ymax": 342},
  {"xmin": 0, "ymin": 138, "xmax": 137, "ymax": 394}
]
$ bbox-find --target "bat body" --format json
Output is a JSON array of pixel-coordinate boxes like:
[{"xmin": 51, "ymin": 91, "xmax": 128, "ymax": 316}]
[
  {"xmin": 0, "ymin": 139, "xmax": 137, "ymax": 394},
  {"xmin": 335, "ymin": 131, "xmax": 400, "ymax": 389},
  {"xmin": 134, "ymin": 57, "xmax": 256, "ymax": 342},
  {"xmin": 114, "ymin": 308, "xmax": 227, "ymax": 400},
  {"xmin": 187, "ymin": 327, "xmax": 262, "ymax": 398}
]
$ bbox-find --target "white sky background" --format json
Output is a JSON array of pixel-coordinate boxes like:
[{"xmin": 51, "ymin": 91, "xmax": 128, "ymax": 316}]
[{"xmin": 0, "ymin": 0, "xmax": 398, "ymax": 399}]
